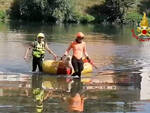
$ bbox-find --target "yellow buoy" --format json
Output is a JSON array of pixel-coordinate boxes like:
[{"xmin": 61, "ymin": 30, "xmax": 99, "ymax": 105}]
[
  {"xmin": 42, "ymin": 60, "xmax": 60, "ymax": 74},
  {"xmin": 82, "ymin": 63, "xmax": 93, "ymax": 74},
  {"xmin": 42, "ymin": 60, "xmax": 93, "ymax": 75}
]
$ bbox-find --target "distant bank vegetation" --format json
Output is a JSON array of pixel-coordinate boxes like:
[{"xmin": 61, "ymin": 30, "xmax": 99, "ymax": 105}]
[{"xmin": 0, "ymin": 0, "xmax": 150, "ymax": 24}]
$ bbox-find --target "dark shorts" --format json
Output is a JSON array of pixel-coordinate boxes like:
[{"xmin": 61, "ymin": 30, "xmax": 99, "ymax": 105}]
[
  {"xmin": 32, "ymin": 56, "xmax": 43, "ymax": 72},
  {"xmin": 71, "ymin": 56, "xmax": 84, "ymax": 77}
]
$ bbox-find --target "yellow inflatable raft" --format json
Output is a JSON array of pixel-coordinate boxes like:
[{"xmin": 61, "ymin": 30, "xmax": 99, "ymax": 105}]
[{"xmin": 42, "ymin": 60, "xmax": 93, "ymax": 75}]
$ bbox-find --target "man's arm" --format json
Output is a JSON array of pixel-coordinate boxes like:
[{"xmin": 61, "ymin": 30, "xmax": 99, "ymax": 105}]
[
  {"xmin": 45, "ymin": 43, "xmax": 57, "ymax": 60},
  {"xmin": 24, "ymin": 43, "xmax": 34, "ymax": 60}
]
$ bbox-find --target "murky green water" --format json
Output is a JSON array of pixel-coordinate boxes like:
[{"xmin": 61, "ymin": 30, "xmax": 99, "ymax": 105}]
[{"xmin": 0, "ymin": 22, "xmax": 150, "ymax": 113}]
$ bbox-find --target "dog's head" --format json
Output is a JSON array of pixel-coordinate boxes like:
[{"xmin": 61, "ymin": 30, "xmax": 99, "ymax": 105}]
[
  {"xmin": 63, "ymin": 55, "xmax": 72, "ymax": 67},
  {"xmin": 65, "ymin": 55, "xmax": 71, "ymax": 61}
]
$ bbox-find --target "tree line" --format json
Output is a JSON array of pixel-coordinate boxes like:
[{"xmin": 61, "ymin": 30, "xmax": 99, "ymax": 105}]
[{"xmin": 1, "ymin": 0, "xmax": 150, "ymax": 24}]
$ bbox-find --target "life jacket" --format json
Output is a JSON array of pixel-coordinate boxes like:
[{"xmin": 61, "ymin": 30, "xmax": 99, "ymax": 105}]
[
  {"xmin": 33, "ymin": 88, "xmax": 44, "ymax": 112},
  {"xmin": 32, "ymin": 41, "xmax": 45, "ymax": 58},
  {"xmin": 36, "ymin": 104, "xmax": 43, "ymax": 113}
]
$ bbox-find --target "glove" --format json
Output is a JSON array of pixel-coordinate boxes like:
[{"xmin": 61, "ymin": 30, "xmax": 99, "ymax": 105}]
[{"xmin": 86, "ymin": 56, "xmax": 91, "ymax": 63}]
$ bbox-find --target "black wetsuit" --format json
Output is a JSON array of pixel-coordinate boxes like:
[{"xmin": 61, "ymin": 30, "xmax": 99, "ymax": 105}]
[{"xmin": 71, "ymin": 56, "xmax": 84, "ymax": 77}]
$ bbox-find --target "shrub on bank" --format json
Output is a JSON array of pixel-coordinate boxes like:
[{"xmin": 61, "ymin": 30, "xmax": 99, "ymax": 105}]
[
  {"xmin": 9, "ymin": 0, "xmax": 95, "ymax": 23},
  {"xmin": 80, "ymin": 14, "xmax": 95, "ymax": 23},
  {"xmin": 9, "ymin": 0, "xmax": 74, "ymax": 23},
  {"xmin": 0, "ymin": 10, "xmax": 8, "ymax": 22},
  {"xmin": 124, "ymin": 12, "xmax": 142, "ymax": 24},
  {"xmin": 8, "ymin": 0, "xmax": 147, "ymax": 24}
]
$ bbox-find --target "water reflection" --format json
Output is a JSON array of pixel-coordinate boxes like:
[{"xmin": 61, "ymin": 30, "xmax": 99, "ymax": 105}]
[
  {"xmin": 63, "ymin": 78, "xmax": 85, "ymax": 113},
  {"xmin": 32, "ymin": 75, "xmax": 53, "ymax": 112},
  {"xmin": 140, "ymin": 67, "xmax": 150, "ymax": 100},
  {"xmin": 0, "ymin": 72, "xmax": 144, "ymax": 113}
]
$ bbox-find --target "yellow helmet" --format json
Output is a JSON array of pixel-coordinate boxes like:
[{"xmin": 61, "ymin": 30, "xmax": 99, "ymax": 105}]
[{"xmin": 37, "ymin": 33, "xmax": 45, "ymax": 38}]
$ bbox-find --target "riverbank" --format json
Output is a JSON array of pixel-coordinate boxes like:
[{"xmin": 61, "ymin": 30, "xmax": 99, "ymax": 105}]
[{"xmin": 0, "ymin": 0, "xmax": 149, "ymax": 24}]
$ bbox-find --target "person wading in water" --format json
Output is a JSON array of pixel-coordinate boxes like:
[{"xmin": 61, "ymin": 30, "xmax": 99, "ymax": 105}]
[
  {"xmin": 62, "ymin": 32, "xmax": 91, "ymax": 78},
  {"xmin": 24, "ymin": 33, "xmax": 57, "ymax": 72}
]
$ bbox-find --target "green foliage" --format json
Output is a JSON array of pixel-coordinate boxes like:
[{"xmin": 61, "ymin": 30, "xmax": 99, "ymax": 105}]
[
  {"xmin": 80, "ymin": 14, "xmax": 95, "ymax": 23},
  {"xmin": 72, "ymin": 12, "xmax": 95, "ymax": 23},
  {"xmin": 124, "ymin": 12, "xmax": 142, "ymax": 23},
  {"xmin": 10, "ymin": 0, "xmax": 46, "ymax": 21},
  {"xmin": 0, "ymin": 10, "xmax": 8, "ymax": 22},
  {"xmin": 9, "ymin": 0, "xmax": 77, "ymax": 23},
  {"xmin": 87, "ymin": 0, "xmax": 136, "ymax": 23},
  {"xmin": 41, "ymin": 0, "xmax": 76, "ymax": 23},
  {"xmin": 9, "ymin": 0, "xmax": 20, "ymax": 19},
  {"xmin": 9, "ymin": 0, "xmax": 95, "ymax": 23},
  {"xmin": 7, "ymin": 0, "xmax": 141, "ymax": 24},
  {"xmin": 138, "ymin": 0, "xmax": 150, "ymax": 18}
]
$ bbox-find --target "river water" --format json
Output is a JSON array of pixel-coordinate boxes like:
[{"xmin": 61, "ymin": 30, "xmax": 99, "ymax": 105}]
[{"xmin": 0, "ymin": 22, "xmax": 150, "ymax": 113}]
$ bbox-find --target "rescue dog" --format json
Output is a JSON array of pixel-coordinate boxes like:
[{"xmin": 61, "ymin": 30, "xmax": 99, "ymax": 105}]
[{"xmin": 63, "ymin": 55, "xmax": 72, "ymax": 69}]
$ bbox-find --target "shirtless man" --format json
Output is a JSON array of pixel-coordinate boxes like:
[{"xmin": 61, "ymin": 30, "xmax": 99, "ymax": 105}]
[{"xmin": 62, "ymin": 32, "xmax": 91, "ymax": 78}]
